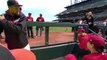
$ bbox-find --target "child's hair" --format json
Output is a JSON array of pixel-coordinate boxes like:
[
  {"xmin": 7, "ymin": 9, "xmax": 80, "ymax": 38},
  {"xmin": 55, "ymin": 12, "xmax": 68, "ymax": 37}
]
[{"xmin": 94, "ymin": 46, "xmax": 105, "ymax": 53}]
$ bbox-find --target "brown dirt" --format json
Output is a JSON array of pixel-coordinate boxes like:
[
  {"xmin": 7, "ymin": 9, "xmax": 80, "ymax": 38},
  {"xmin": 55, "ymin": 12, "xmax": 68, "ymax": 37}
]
[{"xmin": 0, "ymin": 32, "xmax": 74, "ymax": 47}]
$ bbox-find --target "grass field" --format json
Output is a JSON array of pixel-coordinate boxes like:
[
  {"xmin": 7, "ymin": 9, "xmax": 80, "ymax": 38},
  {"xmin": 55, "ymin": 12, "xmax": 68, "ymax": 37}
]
[{"xmin": 33, "ymin": 27, "xmax": 72, "ymax": 32}]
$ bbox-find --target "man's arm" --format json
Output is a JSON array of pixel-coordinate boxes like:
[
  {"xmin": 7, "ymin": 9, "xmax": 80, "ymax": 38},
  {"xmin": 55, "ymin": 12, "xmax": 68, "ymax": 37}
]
[
  {"xmin": 0, "ymin": 14, "xmax": 26, "ymax": 33},
  {"xmin": 36, "ymin": 17, "xmax": 39, "ymax": 22}
]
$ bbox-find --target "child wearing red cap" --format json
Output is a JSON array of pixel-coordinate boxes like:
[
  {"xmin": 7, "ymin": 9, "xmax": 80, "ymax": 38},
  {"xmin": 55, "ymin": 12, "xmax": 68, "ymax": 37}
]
[
  {"xmin": 65, "ymin": 54, "xmax": 77, "ymax": 60},
  {"xmin": 75, "ymin": 28, "xmax": 91, "ymax": 59},
  {"xmin": 77, "ymin": 28, "xmax": 93, "ymax": 50},
  {"xmin": 82, "ymin": 35, "xmax": 107, "ymax": 60}
]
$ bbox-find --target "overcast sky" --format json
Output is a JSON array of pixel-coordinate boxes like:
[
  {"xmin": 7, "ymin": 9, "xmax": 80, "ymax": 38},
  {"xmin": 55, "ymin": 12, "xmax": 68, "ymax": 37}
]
[{"xmin": 0, "ymin": 0, "xmax": 71, "ymax": 22}]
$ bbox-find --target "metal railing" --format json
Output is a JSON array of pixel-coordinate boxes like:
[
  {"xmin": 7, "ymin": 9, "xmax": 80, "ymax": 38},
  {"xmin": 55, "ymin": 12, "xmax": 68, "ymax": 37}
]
[
  {"xmin": 27, "ymin": 22, "xmax": 107, "ymax": 47},
  {"xmin": 27, "ymin": 22, "xmax": 78, "ymax": 46}
]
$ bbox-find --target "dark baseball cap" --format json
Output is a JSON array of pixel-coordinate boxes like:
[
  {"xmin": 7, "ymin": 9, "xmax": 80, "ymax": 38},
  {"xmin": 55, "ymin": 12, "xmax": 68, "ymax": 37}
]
[{"xmin": 7, "ymin": 0, "xmax": 22, "ymax": 7}]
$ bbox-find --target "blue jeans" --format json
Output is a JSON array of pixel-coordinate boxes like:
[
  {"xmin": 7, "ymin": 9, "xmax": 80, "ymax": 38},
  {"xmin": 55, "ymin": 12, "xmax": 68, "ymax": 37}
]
[
  {"xmin": 36, "ymin": 27, "xmax": 43, "ymax": 36},
  {"xmin": 27, "ymin": 27, "xmax": 34, "ymax": 38}
]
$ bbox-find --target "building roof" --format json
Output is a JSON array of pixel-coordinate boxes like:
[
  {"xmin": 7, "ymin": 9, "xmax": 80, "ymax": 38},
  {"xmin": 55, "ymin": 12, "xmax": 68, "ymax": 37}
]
[{"xmin": 56, "ymin": 0, "xmax": 107, "ymax": 20}]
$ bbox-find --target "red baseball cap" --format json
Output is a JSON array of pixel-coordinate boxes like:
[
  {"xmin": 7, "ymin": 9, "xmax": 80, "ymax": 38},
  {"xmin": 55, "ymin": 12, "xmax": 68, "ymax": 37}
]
[
  {"xmin": 10, "ymin": 49, "xmax": 36, "ymax": 60},
  {"xmin": 65, "ymin": 54, "xmax": 77, "ymax": 60},
  {"xmin": 77, "ymin": 28, "xmax": 85, "ymax": 33},
  {"xmin": 88, "ymin": 35, "xmax": 105, "ymax": 48}
]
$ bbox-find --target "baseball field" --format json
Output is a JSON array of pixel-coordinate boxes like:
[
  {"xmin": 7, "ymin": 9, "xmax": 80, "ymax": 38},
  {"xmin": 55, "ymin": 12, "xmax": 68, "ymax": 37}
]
[{"xmin": 0, "ymin": 27, "xmax": 74, "ymax": 47}]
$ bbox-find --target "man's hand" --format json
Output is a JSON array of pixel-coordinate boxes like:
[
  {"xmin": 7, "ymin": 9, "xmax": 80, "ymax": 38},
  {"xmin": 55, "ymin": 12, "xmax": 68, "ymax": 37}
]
[{"xmin": 0, "ymin": 14, "xmax": 5, "ymax": 21}]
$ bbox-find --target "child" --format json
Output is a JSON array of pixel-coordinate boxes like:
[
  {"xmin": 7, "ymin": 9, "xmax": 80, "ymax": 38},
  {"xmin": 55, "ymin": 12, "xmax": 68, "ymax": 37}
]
[
  {"xmin": 76, "ymin": 28, "xmax": 91, "ymax": 59},
  {"xmin": 82, "ymin": 35, "xmax": 107, "ymax": 60},
  {"xmin": 77, "ymin": 28, "xmax": 91, "ymax": 50}
]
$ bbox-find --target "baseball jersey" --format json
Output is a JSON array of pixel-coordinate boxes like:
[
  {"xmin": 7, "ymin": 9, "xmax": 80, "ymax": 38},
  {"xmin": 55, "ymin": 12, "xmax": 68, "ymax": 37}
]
[
  {"xmin": 82, "ymin": 53, "xmax": 107, "ymax": 60},
  {"xmin": 78, "ymin": 34, "xmax": 91, "ymax": 50}
]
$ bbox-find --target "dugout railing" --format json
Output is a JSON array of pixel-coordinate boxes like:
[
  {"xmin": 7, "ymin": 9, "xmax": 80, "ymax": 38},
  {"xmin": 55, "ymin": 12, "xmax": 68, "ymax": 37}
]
[{"xmin": 27, "ymin": 22, "xmax": 107, "ymax": 60}]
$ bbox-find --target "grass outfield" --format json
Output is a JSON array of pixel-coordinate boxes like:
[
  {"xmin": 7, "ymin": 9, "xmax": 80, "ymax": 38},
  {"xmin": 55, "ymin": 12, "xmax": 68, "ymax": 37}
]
[
  {"xmin": 2, "ymin": 27, "xmax": 73, "ymax": 35},
  {"xmin": 33, "ymin": 27, "xmax": 72, "ymax": 32},
  {"xmin": 49, "ymin": 27, "xmax": 72, "ymax": 32}
]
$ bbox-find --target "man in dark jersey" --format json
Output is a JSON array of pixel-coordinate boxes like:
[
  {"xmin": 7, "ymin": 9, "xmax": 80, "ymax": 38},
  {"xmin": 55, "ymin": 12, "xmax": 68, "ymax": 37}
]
[
  {"xmin": 84, "ymin": 11, "xmax": 94, "ymax": 33},
  {"xmin": 0, "ymin": 0, "xmax": 30, "ymax": 50},
  {"xmin": 0, "ymin": 23, "xmax": 3, "ymax": 40}
]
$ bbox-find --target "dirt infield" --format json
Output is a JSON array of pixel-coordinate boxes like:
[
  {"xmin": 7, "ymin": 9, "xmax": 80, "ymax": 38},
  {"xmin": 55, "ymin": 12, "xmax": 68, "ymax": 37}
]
[
  {"xmin": 28, "ymin": 32, "xmax": 74, "ymax": 47},
  {"xmin": 0, "ymin": 32, "xmax": 74, "ymax": 47}
]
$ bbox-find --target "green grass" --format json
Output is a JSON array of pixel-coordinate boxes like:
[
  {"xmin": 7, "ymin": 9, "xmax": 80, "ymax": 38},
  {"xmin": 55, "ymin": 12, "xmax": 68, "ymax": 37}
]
[
  {"xmin": 33, "ymin": 27, "xmax": 72, "ymax": 33},
  {"xmin": 49, "ymin": 27, "xmax": 72, "ymax": 32}
]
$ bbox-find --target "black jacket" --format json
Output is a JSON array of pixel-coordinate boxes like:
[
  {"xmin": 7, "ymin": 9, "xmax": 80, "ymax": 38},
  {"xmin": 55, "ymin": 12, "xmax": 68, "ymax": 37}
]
[
  {"xmin": 0, "ymin": 12, "xmax": 28, "ymax": 50},
  {"xmin": 0, "ymin": 22, "xmax": 3, "ymax": 34}
]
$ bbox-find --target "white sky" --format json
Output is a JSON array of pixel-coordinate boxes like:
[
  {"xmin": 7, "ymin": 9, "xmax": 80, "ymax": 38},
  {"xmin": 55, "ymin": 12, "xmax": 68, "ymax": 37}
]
[{"xmin": 0, "ymin": 0, "xmax": 71, "ymax": 22}]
